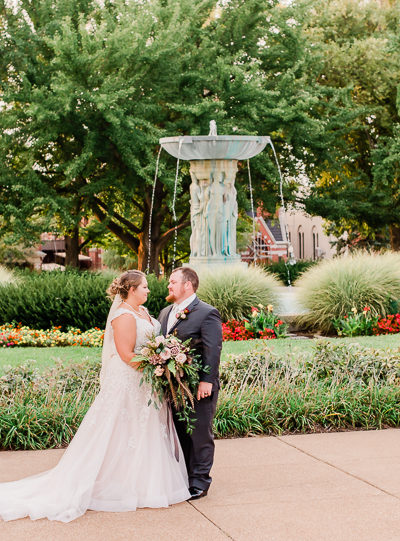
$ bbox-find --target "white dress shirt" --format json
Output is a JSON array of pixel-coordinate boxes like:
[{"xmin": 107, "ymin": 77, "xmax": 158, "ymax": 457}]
[{"xmin": 167, "ymin": 293, "xmax": 197, "ymax": 333}]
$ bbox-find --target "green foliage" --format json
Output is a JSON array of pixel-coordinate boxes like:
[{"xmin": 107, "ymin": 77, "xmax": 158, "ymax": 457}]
[
  {"xmin": 296, "ymin": 252, "xmax": 400, "ymax": 333},
  {"xmin": 102, "ymin": 249, "xmax": 138, "ymax": 272},
  {"xmin": 0, "ymin": 270, "xmax": 114, "ymax": 331},
  {"xmin": 144, "ymin": 274, "xmax": 169, "ymax": 317},
  {"xmin": 0, "ymin": 0, "xmax": 342, "ymax": 270},
  {"xmin": 264, "ymin": 260, "xmax": 317, "ymax": 286},
  {"xmin": 306, "ymin": 341, "xmax": 400, "ymax": 385},
  {"xmin": 0, "ymin": 360, "xmax": 100, "ymax": 450},
  {"xmin": 244, "ymin": 305, "xmax": 288, "ymax": 339},
  {"xmin": 0, "ymin": 269, "xmax": 167, "ymax": 330},
  {"xmin": 332, "ymin": 307, "xmax": 379, "ymax": 337},
  {"xmin": 197, "ymin": 265, "xmax": 281, "ymax": 322},
  {"xmin": 296, "ymin": 0, "xmax": 400, "ymax": 250},
  {"xmin": 2, "ymin": 338, "xmax": 400, "ymax": 448},
  {"xmin": 214, "ymin": 340, "xmax": 400, "ymax": 437}
]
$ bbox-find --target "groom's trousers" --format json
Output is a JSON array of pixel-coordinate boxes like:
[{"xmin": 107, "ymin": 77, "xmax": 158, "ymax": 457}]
[{"xmin": 173, "ymin": 388, "xmax": 219, "ymax": 491}]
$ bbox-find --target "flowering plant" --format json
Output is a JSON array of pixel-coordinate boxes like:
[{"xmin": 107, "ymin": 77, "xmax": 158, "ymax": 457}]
[
  {"xmin": 222, "ymin": 320, "xmax": 254, "ymax": 341},
  {"xmin": 136, "ymin": 334, "xmax": 205, "ymax": 434},
  {"xmin": 244, "ymin": 304, "xmax": 288, "ymax": 339},
  {"xmin": 332, "ymin": 306, "xmax": 379, "ymax": 337},
  {"xmin": 373, "ymin": 313, "xmax": 400, "ymax": 335},
  {"xmin": 175, "ymin": 308, "xmax": 190, "ymax": 321},
  {"xmin": 0, "ymin": 324, "xmax": 104, "ymax": 347}
]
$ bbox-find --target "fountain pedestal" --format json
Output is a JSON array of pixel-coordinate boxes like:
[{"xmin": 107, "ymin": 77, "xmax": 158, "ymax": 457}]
[
  {"xmin": 159, "ymin": 132, "xmax": 270, "ymax": 269},
  {"xmin": 188, "ymin": 159, "xmax": 243, "ymax": 269}
]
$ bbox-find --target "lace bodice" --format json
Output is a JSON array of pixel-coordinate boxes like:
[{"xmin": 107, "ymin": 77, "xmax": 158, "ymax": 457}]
[
  {"xmin": 110, "ymin": 307, "xmax": 161, "ymax": 353},
  {"xmin": 99, "ymin": 306, "xmax": 161, "ymax": 389}
]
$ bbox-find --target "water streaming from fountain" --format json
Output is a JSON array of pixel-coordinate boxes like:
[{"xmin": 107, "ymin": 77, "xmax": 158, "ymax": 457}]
[
  {"xmin": 246, "ymin": 159, "xmax": 257, "ymax": 264},
  {"xmin": 146, "ymin": 146, "xmax": 163, "ymax": 274},
  {"xmin": 266, "ymin": 139, "xmax": 295, "ymax": 286},
  {"xmin": 171, "ymin": 138, "xmax": 183, "ymax": 271}
]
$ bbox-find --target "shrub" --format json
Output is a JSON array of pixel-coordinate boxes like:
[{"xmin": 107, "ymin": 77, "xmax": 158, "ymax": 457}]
[
  {"xmin": 0, "ymin": 270, "xmax": 167, "ymax": 330},
  {"xmin": 2, "ymin": 340, "xmax": 400, "ymax": 448},
  {"xmin": 332, "ymin": 306, "xmax": 379, "ymax": 337},
  {"xmin": 264, "ymin": 260, "xmax": 317, "ymax": 286},
  {"xmin": 197, "ymin": 265, "xmax": 281, "ymax": 322},
  {"xmin": 144, "ymin": 273, "xmax": 169, "ymax": 316},
  {"xmin": 244, "ymin": 304, "xmax": 288, "ymax": 338},
  {"xmin": 296, "ymin": 252, "xmax": 400, "ymax": 333}
]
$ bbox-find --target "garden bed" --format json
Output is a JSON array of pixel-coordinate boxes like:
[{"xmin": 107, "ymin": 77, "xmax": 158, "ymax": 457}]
[{"xmin": 1, "ymin": 336, "xmax": 400, "ymax": 449}]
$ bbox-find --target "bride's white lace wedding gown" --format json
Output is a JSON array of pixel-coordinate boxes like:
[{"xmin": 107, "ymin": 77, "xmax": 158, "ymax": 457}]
[{"xmin": 0, "ymin": 305, "xmax": 190, "ymax": 522}]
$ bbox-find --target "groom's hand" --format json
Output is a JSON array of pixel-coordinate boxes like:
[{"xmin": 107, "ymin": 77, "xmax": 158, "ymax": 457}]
[{"xmin": 197, "ymin": 381, "xmax": 213, "ymax": 400}]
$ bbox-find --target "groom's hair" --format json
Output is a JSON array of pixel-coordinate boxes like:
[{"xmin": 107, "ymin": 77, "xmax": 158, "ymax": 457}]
[{"xmin": 171, "ymin": 267, "xmax": 199, "ymax": 291}]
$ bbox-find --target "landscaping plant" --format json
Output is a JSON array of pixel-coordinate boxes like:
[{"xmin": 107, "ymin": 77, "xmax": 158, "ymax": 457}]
[
  {"xmin": 0, "ymin": 270, "xmax": 168, "ymax": 330},
  {"xmin": 197, "ymin": 265, "xmax": 281, "ymax": 322},
  {"xmin": 244, "ymin": 304, "xmax": 288, "ymax": 339},
  {"xmin": 3, "ymin": 340, "xmax": 400, "ymax": 449},
  {"xmin": 332, "ymin": 306, "xmax": 379, "ymax": 337},
  {"xmin": 296, "ymin": 252, "xmax": 400, "ymax": 333}
]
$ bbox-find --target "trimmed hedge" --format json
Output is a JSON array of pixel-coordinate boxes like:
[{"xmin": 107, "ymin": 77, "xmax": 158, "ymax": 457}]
[{"xmin": 0, "ymin": 270, "xmax": 169, "ymax": 331}]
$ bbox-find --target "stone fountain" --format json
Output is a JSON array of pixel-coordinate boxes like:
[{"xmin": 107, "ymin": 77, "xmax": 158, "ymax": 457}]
[{"xmin": 160, "ymin": 122, "xmax": 270, "ymax": 269}]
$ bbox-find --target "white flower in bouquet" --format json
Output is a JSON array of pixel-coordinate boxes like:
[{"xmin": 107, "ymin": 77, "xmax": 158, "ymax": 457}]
[
  {"xmin": 154, "ymin": 366, "xmax": 164, "ymax": 377},
  {"xmin": 140, "ymin": 347, "xmax": 151, "ymax": 356},
  {"xmin": 160, "ymin": 349, "xmax": 172, "ymax": 361},
  {"xmin": 155, "ymin": 335, "xmax": 166, "ymax": 346},
  {"xmin": 175, "ymin": 353, "xmax": 187, "ymax": 364}
]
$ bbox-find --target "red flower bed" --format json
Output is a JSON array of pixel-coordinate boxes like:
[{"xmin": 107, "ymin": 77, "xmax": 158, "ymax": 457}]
[
  {"xmin": 373, "ymin": 313, "xmax": 400, "ymax": 335},
  {"xmin": 222, "ymin": 320, "xmax": 254, "ymax": 341},
  {"xmin": 222, "ymin": 319, "xmax": 281, "ymax": 341}
]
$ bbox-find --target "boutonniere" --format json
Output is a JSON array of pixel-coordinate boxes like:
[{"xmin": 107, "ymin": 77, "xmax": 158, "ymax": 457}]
[{"xmin": 176, "ymin": 308, "xmax": 190, "ymax": 320}]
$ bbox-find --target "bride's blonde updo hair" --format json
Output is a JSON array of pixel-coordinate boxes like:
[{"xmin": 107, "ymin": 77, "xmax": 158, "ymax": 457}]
[{"xmin": 107, "ymin": 270, "xmax": 146, "ymax": 300}]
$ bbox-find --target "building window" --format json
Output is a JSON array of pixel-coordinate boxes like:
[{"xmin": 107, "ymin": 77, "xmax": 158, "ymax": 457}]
[
  {"xmin": 254, "ymin": 233, "xmax": 270, "ymax": 257},
  {"xmin": 298, "ymin": 227, "xmax": 304, "ymax": 259},
  {"xmin": 312, "ymin": 227, "xmax": 319, "ymax": 260}
]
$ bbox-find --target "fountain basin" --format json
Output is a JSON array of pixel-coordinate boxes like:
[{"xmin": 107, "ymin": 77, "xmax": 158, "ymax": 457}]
[{"xmin": 160, "ymin": 135, "xmax": 270, "ymax": 160}]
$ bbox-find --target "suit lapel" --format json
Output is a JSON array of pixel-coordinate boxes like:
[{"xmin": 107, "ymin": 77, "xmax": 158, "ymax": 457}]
[{"xmin": 168, "ymin": 296, "xmax": 200, "ymax": 335}]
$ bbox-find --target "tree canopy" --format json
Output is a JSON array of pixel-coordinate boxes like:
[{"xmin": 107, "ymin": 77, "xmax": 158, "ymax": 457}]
[{"xmin": 0, "ymin": 0, "xmax": 341, "ymax": 270}]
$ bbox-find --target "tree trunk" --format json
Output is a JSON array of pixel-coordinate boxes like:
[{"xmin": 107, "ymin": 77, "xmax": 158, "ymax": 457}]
[
  {"xmin": 65, "ymin": 227, "xmax": 80, "ymax": 268},
  {"xmin": 390, "ymin": 224, "xmax": 400, "ymax": 251}
]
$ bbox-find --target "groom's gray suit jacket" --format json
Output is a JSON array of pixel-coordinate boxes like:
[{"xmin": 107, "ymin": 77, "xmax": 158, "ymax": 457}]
[{"xmin": 158, "ymin": 296, "xmax": 222, "ymax": 388}]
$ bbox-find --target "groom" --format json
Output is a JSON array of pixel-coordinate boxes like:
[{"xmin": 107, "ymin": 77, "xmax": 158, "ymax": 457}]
[{"xmin": 158, "ymin": 267, "xmax": 222, "ymax": 500}]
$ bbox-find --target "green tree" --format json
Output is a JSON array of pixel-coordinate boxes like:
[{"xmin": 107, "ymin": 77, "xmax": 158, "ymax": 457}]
[
  {"xmin": 0, "ymin": 0, "xmax": 338, "ymax": 270},
  {"xmin": 296, "ymin": 0, "xmax": 400, "ymax": 250}
]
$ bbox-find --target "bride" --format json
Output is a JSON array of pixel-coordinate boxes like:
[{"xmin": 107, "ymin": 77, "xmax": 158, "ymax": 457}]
[{"xmin": 0, "ymin": 270, "xmax": 190, "ymax": 522}]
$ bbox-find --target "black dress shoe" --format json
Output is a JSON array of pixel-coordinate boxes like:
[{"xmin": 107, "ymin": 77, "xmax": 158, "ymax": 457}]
[{"xmin": 188, "ymin": 487, "xmax": 208, "ymax": 501}]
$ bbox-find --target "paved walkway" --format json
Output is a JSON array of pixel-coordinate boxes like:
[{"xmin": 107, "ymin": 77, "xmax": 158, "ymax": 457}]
[{"xmin": 1, "ymin": 429, "xmax": 400, "ymax": 541}]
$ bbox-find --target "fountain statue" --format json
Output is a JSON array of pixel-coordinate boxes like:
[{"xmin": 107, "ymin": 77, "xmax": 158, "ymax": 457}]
[{"xmin": 160, "ymin": 123, "xmax": 270, "ymax": 269}]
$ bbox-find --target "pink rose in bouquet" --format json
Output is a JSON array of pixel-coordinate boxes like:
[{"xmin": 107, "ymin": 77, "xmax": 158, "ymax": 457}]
[{"xmin": 135, "ymin": 334, "xmax": 207, "ymax": 434}]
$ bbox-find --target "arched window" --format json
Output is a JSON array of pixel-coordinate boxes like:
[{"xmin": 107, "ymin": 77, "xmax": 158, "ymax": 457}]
[
  {"xmin": 312, "ymin": 226, "xmax": 319, "ymax": 260},
  {"xmin": 298, "ymin": 226, "xmax": 304, "ymax": 259}
]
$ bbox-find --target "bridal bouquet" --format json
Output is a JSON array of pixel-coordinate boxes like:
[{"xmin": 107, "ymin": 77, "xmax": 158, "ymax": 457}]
[{"xmin": 136, "ymin": 335, "xmax": 205, "ymax": 434}]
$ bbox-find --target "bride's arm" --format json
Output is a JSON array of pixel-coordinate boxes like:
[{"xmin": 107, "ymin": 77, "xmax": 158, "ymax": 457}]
[{"xmin": 112, "ymin": 314, "xmax": 142, "ymax": 369}]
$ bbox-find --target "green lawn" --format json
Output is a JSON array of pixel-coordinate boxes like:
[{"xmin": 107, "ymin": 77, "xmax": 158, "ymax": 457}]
[{"xmin": 0, "ymin": 333, "xmax": 399, "ymax": 373}]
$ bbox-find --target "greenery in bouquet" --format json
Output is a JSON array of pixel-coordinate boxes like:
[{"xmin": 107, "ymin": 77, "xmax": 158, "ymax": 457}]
[
  {"xmin": 332, "ymin": 306, "xmax": 379, "ymax": 337},
  {"xmin": 244, "ymin": 304, "xmax": 288, "ymax": 339},
  {"xmin": 136, "ymin": 335, "xmax": 205, "ymax": 434}
]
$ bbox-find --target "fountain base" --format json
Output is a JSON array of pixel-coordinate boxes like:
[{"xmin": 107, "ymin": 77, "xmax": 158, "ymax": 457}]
[{"xmin": 188, "ymin": 255, "xmax": 247, "ymax": 271}]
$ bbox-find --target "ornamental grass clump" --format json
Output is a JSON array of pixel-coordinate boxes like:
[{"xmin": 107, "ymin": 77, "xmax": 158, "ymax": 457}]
[
  {"xmin": 197, "ymin": 265, "xmax": 281, "ymax": 322},
  {"xmin": 0, "ymin": 265, "xmax": 16, "ymax": 286},
  {"xmin": 296, "ymin": 252, "xmax": 400, "ymax": 333}
]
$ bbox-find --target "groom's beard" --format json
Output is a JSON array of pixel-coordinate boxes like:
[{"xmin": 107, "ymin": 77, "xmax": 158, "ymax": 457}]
[{"xmin": 166, "ymin": 293, "xmax": 176, "ymax": 303}]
